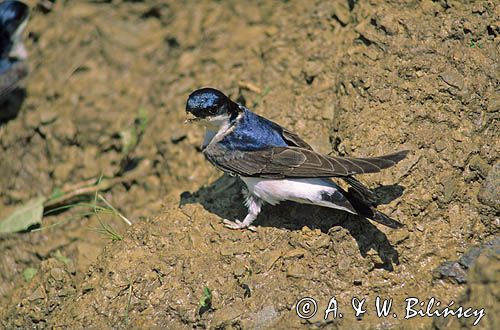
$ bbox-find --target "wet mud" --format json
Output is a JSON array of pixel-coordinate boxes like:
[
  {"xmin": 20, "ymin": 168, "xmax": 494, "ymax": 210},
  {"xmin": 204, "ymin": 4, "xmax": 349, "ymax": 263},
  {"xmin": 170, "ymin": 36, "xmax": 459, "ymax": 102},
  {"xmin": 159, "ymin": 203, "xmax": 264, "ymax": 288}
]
[{"xmin": 0, "ymin": 0, "xmax": 498, "ymax": 329}]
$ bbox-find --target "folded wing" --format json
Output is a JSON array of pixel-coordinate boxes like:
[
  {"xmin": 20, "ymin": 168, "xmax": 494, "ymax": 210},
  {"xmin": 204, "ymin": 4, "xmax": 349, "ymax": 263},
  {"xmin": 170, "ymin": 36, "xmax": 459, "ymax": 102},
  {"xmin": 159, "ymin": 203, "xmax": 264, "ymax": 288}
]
[
  {"xmin": 0, "ymin": 61, "xmax": 28, "ymax": 98},
  {"xmin": 204, "ymin": 144, "xmax": 408, "ymax": 179}
]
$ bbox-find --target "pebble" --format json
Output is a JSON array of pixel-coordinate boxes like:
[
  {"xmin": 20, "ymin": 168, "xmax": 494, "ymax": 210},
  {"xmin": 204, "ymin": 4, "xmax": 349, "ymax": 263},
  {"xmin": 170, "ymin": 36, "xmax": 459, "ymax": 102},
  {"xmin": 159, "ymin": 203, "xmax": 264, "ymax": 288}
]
[
  {"xmin": 39, "ymin": 110, "xmax": 58, "ymax": 125},
  {"xmin": 440, "ymin": 69, "xmax": 464, "ymax": 90},
  {"xmin": 468, "ymin": 155, "xmax": 490, "ymax": 178},
  {"xmin": 283, "ymin": 248, "xmax": 306, "ymax": 259},
  {"xmin": 433, "ymin": 237, "xmax": 500, "ymax": 284},
  {"xmin": 478, "ymin": 162, "xmax": 499, "ymax": 211},
  {"xmin": 486, "ymin": 93, "xmax": 499, "ymax": 113},
  {"xmin": 433, "ymin": 261, "xmax": 467, "ymax": 284},
  {"xmin": 28, "ymin": 286, "xmax": 46, "ymax": 301},
  {"xmin": 50, "ymin": 268, "xmax": 66, "ymax": 281},
  {"xmin": 441, "ymin": 176, "xmax": 458, "ymax": 203},
  {"xmin": 331, "ymin": 2, "xmax": 350, "ymax": 25},
  {"xmin": 286, "ymin": 263, "xmax": 305, "ymax": 278}
]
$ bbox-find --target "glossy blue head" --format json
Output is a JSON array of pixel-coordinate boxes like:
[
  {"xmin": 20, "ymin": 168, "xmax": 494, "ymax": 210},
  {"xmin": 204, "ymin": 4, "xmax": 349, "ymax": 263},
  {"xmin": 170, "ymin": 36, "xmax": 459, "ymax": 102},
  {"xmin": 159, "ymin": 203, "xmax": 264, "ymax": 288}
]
[
  {"xmin": 0, "ymin": 1, "xmax": 29, "ymax": 59},
  {"xmin": 186, "ymin": 88, "xmax": 239, "ymax": 120}
]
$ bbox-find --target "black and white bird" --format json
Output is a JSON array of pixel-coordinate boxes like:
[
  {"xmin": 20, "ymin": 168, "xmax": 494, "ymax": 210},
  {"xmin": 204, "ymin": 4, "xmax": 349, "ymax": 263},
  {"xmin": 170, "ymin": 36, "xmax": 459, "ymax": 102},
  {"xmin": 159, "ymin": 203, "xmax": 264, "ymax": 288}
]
[
  {"xmin": 0, "ymin": 0, "xmax": 29, "ymax": 97},
  {"xmin": 185, "ymin": 88, "xmax": 408, "ymax": 230}
]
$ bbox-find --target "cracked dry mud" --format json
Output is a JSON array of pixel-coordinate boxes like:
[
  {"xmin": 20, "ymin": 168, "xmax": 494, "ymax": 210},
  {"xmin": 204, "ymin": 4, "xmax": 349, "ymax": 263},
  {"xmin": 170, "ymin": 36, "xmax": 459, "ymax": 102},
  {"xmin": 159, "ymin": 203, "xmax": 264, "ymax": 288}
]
[{"xmin": 0, "ymin": 1, "xmax": 498, "ymax": 329}]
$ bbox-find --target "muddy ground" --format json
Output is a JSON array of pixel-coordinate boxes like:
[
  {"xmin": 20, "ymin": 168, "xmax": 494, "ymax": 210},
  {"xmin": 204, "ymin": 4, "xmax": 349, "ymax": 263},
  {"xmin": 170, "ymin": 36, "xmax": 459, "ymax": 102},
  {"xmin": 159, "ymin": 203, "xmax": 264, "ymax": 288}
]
[{"xmin": 0, "ymin": 0, "xmax": 498, "ymax": 329}]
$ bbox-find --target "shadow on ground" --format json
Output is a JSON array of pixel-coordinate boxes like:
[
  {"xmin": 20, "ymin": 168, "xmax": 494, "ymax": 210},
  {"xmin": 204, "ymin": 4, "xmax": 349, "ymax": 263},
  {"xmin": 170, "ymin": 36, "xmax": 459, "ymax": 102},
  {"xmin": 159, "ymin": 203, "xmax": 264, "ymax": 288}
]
[{"xmin": 180, "ymin": 174, "xmax": 404, "ymax": 271}]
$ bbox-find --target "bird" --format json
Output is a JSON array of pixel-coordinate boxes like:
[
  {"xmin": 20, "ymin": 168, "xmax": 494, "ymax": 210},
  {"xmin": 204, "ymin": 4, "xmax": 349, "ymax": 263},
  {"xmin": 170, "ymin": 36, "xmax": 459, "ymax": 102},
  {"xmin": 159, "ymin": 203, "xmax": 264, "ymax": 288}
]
[
  {"xmin": 0, "ymin": 0, "xmax": 29, "ymax": 97},
  {"xmin": 185, "ymin": 87, "xmax": 409, "ymax": 231}
]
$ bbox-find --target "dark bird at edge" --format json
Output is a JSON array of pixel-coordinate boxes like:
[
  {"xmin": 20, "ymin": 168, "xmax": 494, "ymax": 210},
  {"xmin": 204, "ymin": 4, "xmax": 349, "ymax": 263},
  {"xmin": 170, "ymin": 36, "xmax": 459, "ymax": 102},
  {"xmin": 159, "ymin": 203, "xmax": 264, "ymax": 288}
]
[{"xmin": 0, "ymin": 0, "xmax": 29, "ymax": 98}]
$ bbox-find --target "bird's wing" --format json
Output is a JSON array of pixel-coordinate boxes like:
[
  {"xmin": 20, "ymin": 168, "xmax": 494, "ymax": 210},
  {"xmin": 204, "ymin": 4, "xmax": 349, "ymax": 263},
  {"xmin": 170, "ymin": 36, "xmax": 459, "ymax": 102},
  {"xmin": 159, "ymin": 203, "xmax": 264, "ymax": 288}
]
[
  {"xmin": 204, "ymin": 143, "xmax": 409, "ymax": 179},
  {"xmin": 279, "ymin": 125, "xmax": 378, "ymax": 200},
  {"xmin": 280, "ymin": 127, "xmax": 314, "ymax": 150}
]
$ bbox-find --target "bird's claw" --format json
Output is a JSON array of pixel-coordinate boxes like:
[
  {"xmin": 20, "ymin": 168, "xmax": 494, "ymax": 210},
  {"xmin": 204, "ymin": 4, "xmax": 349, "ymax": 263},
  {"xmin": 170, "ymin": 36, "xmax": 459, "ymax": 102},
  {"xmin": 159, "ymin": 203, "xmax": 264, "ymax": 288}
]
[{"xmin": 222, "ymin": 219, "xmax": 257, "ymax": 232}]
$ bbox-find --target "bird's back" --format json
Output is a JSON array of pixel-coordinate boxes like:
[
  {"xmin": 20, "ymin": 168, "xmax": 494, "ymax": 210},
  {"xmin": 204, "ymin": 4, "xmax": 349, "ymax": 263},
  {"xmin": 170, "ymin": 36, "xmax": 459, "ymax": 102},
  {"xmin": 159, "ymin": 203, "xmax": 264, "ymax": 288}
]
[{"xmin": 219, "ymin": 108, "xmax": 289, "ymax": 151}]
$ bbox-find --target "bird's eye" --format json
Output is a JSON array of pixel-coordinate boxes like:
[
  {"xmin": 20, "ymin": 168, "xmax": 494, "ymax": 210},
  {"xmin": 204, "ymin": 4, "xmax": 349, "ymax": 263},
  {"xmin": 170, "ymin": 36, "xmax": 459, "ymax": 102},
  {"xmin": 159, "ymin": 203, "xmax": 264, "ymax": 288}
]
[{"xmin": 208, "ymin": 106, "xmax": 218, "ymax": 115}]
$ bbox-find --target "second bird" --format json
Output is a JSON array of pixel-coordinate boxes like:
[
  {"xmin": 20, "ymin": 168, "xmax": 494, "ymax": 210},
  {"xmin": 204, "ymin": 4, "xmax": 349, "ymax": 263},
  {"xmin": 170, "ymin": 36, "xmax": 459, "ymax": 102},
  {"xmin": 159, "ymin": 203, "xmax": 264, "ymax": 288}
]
[{"xmin": 0, "ymin": 0, "xmax": 29, "ymax": 97}]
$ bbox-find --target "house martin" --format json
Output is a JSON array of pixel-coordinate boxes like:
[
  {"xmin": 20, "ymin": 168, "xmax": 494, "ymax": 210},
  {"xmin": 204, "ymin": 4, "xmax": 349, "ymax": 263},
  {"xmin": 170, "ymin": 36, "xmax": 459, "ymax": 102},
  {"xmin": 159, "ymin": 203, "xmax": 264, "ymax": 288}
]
[
  {"xmin": 186, "ymin": 88, "xmax": 409, "ymax": 230},
  {"xmin": 0, "ymin": 0, "xmax": 29, "ymax": 97}
]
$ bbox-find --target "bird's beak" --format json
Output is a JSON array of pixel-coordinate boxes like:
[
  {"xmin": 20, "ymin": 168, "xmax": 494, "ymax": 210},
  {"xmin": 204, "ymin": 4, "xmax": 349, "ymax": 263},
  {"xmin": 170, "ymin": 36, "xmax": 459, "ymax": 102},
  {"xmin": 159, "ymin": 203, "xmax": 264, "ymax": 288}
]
[{"xmin": 184, "ymin": 112, "xmax": 201, "ymax": 124}]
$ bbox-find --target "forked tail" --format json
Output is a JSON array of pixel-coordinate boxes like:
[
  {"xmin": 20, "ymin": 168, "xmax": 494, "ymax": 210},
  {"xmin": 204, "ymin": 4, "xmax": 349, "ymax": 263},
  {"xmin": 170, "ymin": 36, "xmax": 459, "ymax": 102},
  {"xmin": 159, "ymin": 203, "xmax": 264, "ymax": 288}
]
[{"xmin": 344, "ymin": 188, "xmax": 404, "ymax": 229}]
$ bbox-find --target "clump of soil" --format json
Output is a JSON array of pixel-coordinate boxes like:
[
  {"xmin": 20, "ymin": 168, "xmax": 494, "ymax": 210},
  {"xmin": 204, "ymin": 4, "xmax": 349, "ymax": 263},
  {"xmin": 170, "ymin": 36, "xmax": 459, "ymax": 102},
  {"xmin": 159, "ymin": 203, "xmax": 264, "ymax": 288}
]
[{"xmin": 0, "ymin": 0, "xmax": 498, "ymax": 329}]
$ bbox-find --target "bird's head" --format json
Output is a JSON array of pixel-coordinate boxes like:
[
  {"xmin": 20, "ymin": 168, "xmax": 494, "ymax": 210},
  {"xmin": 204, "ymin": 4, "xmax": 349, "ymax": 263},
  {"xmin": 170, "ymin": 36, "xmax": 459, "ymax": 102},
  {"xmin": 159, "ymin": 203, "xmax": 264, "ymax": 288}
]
[
  {"xmin": 0, "ymin": 0, "xmax": 29, "ymax": 61},
  {"xmin": 185, "ymin": 88, "xmax": 240, "ymax": 130}
]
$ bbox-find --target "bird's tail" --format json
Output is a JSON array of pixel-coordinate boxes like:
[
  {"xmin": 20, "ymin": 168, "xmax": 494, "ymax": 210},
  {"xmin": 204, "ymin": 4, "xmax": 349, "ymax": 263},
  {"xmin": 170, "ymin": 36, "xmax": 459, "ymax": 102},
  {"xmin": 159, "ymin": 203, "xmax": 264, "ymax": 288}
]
[
  {"xmin": 344, "ymin": 187, "xmax": 404, "ymax": 229},
  {"xmin": 324, "ymin": 150, "xmax": 409, "ymax": 176}
]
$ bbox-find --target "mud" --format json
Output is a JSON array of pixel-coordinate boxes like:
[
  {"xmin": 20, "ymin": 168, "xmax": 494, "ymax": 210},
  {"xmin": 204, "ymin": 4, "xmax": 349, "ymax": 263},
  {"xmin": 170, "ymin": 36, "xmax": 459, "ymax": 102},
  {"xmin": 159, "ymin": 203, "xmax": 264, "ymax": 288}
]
[{"xmin": 0, "ymin": 0, "xmax": 498, "ymax": 329}]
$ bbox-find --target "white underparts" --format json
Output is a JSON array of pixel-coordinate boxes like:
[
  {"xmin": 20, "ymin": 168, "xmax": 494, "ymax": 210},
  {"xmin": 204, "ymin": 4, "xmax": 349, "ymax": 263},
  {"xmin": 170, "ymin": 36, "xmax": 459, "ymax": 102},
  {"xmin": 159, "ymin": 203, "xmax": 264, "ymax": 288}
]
[
  {"xmin": 9, "ymin": 19, "xmax": 28, "ymax": 60},
  {"xmin": 238, "ymin": 176, "xmax": 357, "ymax": 227},
  {"xmin": 201, "ymin": 113, "xmax": 237, "ymax": 148}
]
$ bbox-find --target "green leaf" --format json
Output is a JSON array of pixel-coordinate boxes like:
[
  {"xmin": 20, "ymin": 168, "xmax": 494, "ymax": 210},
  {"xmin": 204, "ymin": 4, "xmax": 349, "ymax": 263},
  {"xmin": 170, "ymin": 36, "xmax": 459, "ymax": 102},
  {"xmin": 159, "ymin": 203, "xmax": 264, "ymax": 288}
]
[
  {"xmin": 0, "ymin": 197, "xmax": 46, "ymax": 233},
  {"xmin": 137, "ymin": 108, "xmax": 149, "ymax": 133},
  {"xmin": 23, "ymin": 267, "xmax": 37, "ymax": 282},
  {"xmin": 48, "ymin": 187, "xmax": 64, "ymax": 201},
  {"xmin": 199, "ymin": 287, "xmax": 212, "ymax": 307},
  {"xmin": 54, "ymin": 250, "xmax": 71, "ymax": 265}
]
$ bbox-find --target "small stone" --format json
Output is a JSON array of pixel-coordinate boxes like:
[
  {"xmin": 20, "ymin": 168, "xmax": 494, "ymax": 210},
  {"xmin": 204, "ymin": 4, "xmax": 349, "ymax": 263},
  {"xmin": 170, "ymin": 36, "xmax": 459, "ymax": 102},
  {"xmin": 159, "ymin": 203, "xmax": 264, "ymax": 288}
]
[
  {"xmin": 433, "ymin": 261, "xmax": 467, "ymax": 284},
  {"xmin": 50, "ymin": 267, "xmax": 65, "ymax": 281},
  {"xmin": 486, "ymin": 93, "xmax": 499, "ymax": 113},
  {"xmin": 29, "ymin": 286, "xmax": 46, "ymax": 301},
  {"xmin": 232, "ymin": 264, "xmax": 247, "ymax": 277},
  {"xmin": 264, "ymin": 26, "xmax": 279, "ymax": 36},
  {"xmin": 220, "ymin": 245, "xmax": 237, "ymax": 256},
  {"xmin": 392, "ymin": 228, "xmax": 410, "ymax": 244},
  {"xmin": 40, "ymin": 110, "xmax": 58, "ymax": 125},
  {"xmin": 434, "ymin": 140, "xmax": 447, "ymax": 152},
  {"xmin": 311, "ymin": 235, "xmax": 331, "ymax": 250},
  {"xmin": 304, "ymin": 61, "xmax": 323, "ymax": 78},
  {"xmin": 363, "ymin": 47, "xmax": 380, "ymax": 61},
  {"xmin": 283, "ymin": 248, "xmax": 306, "ymax": 259},
  {"xmin": 440, "ymin": 69, "xmax": 464, "ymax": 90},
  {"xmin": 478, "ymin": 162, "xmax": 499, "ymax": 211},
  {"xmin": 367, "ymin": 250, "xmax": 384, "ymax": 266},
  {"xmin": 286, "ymin": 263, "xmax": 305, "ymax": 278},
  {"xmin": 260, "ymin": 249, "xmax": 283, "ymax": 271},
  {"xmin": 53, "ymin": 118, "xmax": 77, "ymax": 142},
  {"xmin": 468, "ymin": 155, "xmax": 490, "ymax": 178},
  {"xmin": 459, "ymin": 237, "xmax": 500, "ymax": 269},
  {"xmin": 331, "ymin": 2, "xmax": 350, "ymax": 26},
  {"xmin": 441, "ymin": 177, "xmax": 459, "ymax": 203},
  {"xmin": 458, "ymin": 247, "xmax": 483, "ymax": 269},
  {"xmin": 377, "ymin": 14, "xmax": 399, "ymax": 35},
  {"xmin": 211, "ymin": 306, "xmax": 244, "ymax": 328}
]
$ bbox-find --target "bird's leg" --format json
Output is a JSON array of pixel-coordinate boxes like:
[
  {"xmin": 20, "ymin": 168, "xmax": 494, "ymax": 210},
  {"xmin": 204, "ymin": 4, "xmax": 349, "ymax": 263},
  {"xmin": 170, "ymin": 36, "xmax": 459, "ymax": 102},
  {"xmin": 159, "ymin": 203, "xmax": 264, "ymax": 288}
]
[{"xmin": 223, "ymin": 191, "xmax": 262, "ymax": 231}]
